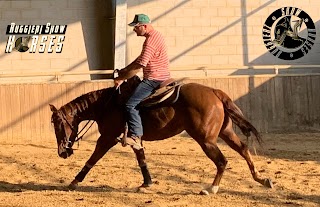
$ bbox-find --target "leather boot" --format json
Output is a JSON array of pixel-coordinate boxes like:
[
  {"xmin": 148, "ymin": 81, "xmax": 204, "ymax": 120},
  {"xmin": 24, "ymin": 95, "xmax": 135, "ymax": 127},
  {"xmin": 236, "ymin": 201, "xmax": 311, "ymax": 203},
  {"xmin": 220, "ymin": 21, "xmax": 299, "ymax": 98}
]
[{"xmin": 125, "ymin": 135, "xmax": 143, "ymax": 150}]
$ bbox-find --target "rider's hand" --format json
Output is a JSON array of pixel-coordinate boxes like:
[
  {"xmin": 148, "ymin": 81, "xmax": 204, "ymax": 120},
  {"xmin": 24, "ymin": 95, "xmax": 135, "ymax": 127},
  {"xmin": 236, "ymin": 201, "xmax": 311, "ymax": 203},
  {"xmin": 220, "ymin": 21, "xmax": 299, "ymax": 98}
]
[{"xmin": 114, "ymin": 79, "xmax": 124, "ymax": 89}]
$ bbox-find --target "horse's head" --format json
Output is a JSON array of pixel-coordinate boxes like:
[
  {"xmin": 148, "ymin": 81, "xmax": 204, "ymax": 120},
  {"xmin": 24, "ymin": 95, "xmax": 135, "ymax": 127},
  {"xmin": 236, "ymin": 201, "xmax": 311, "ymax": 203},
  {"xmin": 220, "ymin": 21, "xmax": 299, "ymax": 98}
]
[{"xmin": 50, "ymin": 104, "xmax": 78, "ymax": 159}]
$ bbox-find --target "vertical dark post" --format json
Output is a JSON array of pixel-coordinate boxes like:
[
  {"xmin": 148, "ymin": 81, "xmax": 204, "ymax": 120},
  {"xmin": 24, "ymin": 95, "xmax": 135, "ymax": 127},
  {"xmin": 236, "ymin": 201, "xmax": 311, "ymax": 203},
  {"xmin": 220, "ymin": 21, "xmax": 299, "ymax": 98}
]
[{"xmin": 91, "ymin": 0, "xmax": 116, "ymax": 80}]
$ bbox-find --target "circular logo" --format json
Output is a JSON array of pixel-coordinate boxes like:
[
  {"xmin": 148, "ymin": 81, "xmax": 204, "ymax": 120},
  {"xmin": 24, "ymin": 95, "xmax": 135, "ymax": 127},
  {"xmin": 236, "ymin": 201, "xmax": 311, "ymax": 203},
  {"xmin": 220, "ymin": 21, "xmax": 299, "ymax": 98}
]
[
  {"xmin": 14, "ymin": 36, "xmax": 31, "ymax": 52},
  {"xmin": 262, "ymin": 7, "xmax": 316, "ymax": 60}
]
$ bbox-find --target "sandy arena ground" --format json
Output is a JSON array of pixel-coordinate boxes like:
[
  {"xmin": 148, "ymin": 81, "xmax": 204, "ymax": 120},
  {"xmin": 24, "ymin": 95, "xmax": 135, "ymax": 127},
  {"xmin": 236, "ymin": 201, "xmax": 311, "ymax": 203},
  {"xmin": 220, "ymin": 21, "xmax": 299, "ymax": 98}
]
[{"xmin": 0, "ymin": 132, "xmax": 319, "ymax": 207}]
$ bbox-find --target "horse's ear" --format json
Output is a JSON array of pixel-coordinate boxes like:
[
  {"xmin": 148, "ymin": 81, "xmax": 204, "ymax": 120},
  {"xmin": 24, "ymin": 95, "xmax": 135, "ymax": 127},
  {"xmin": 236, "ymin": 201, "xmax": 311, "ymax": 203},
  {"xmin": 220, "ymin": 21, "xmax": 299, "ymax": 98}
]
[{"xmin": 49, "ymin": 104, "xmax": 58, "ymax": 112}]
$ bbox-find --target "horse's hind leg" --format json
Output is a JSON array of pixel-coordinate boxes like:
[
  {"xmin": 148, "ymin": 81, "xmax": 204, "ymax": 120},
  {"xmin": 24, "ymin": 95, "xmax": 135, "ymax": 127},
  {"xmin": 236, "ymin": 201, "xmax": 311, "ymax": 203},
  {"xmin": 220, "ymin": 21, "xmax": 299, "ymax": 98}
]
[
  {"xmin": 198, "ymin": 140, "xmax": 228, "ymax": 195},
  {"xmin": 133, "ymin": 148, "xmax": 152, "ymax": 187},
  {"xmin": 219, "ymin": 119, "xmax": 273, "ymax": 188},
  {"xmin": 69, "ymin": 135, "xmax": 118, "ymax": 190},
  {"xmin": 186, "ymin": 109, "xmax": 227, "ymax": 195}
]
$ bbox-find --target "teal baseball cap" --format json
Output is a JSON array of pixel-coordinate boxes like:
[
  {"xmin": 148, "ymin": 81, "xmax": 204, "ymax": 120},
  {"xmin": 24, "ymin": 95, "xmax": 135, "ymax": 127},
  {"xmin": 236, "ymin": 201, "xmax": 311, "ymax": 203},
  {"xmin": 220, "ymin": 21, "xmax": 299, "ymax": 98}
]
[{"xmin": 128, "ymin": 14, "xmax": 151, "ymax": 26}]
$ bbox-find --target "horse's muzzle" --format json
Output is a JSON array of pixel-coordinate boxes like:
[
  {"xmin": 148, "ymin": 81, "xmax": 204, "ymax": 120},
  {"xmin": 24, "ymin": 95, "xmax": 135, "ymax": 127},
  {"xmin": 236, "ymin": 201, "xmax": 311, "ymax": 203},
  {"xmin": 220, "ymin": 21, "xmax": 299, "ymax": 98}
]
[{"xmin": 59, "ymin": 147, "xmax": 74, "ymax": 159}]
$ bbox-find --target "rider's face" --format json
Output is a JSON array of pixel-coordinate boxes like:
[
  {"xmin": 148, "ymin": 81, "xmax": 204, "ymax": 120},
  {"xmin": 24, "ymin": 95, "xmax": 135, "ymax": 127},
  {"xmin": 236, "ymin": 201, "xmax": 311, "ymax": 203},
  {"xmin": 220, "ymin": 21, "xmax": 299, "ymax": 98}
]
[{"xmin": 133, "ymin": 24, "xmax": 146, "ymax": 36}]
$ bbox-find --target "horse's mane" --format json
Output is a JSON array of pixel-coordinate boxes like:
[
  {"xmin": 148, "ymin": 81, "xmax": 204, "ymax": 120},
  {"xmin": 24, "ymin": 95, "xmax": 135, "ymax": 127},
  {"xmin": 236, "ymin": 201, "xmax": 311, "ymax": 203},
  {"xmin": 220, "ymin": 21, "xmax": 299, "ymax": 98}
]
[
  {"xmin": 59, "ymin": 87, "xmax": 114, "ymax": 114},
  {"xmin": 58, "ymin": 76, "xmax": 139, "ymax": 115}
]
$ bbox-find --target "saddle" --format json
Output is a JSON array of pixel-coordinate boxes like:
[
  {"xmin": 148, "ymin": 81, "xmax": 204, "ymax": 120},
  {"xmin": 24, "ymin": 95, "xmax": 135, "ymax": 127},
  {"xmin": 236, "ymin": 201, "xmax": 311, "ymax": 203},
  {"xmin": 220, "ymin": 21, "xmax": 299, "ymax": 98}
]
[
  {"xmin": 140, "ymin": 78, "xmax": 186, "ymax": 107},
  {"xmin": 116, "ymin": 76, "xmax": 187, "ymax": 108}
]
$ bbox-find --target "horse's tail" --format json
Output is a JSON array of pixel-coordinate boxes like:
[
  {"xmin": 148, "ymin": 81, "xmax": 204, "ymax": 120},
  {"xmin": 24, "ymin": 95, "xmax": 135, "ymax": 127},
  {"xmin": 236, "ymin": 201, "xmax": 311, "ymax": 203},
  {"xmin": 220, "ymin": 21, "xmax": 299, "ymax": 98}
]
[{"xmin": 213, "ymin": 89, "xmax": 263, "ymax": 145}]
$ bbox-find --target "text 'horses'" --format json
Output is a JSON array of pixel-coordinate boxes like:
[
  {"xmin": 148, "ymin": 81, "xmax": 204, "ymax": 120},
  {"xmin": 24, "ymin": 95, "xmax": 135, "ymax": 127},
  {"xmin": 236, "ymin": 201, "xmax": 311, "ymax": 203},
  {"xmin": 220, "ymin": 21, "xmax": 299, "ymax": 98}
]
[{"xmin": 50, "ymin": 77, "xmax": 272, "ymax": 195}]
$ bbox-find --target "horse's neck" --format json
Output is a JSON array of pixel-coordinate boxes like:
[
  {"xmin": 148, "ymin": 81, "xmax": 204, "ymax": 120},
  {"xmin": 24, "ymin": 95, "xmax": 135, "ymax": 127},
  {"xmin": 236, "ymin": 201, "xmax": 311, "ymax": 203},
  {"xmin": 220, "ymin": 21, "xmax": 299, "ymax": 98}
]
[{"xmin": 62, "ymin": 89, "xmax": 109, "ymax": 124}]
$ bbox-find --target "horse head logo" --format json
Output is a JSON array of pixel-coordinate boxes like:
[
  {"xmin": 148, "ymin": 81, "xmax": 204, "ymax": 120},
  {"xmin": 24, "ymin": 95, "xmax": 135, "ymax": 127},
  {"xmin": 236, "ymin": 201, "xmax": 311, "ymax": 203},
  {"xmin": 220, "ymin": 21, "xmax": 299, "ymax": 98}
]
[{"xmin": 272, "ymin": 16, "xmax": 306, "ymax": 49}]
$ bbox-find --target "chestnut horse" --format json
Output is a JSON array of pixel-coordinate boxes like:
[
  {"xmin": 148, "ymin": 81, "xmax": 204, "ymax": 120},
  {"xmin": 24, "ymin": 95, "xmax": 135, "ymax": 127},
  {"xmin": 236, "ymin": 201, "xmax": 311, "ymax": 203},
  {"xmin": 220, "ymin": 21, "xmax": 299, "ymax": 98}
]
[{"xmin": 49, "ymin": 76, "xmax": 272, "ymax": 195}]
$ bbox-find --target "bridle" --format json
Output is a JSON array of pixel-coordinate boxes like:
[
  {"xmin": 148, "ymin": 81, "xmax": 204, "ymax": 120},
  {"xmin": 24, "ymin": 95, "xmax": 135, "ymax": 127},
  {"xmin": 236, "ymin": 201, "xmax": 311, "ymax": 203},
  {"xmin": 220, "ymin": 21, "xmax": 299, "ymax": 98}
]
[{"xmin": 59, "ymin": 111, "xmax": 95, "ymax": 146}]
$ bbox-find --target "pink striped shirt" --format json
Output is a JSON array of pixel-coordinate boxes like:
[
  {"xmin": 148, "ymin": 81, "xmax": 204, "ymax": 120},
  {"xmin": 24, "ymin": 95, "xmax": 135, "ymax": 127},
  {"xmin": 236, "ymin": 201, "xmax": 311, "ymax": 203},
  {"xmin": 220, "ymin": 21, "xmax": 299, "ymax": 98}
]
[{"xmin": 136, "ymin": 29, "xmax": 170, "ymax": 81}]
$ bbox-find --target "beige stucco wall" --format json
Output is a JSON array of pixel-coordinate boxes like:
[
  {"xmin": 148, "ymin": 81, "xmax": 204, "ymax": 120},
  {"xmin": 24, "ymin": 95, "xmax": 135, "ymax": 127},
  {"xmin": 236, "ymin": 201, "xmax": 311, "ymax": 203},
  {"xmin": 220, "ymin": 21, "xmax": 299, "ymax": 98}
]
[
  {"xmin": 0, "ymin": 0, "xmax": 119, "ymax": 83},
  {"xmin": 0, "ymin": 1, "xmax": 86, "ymax": 82},
  {"xmin": 126, "ymin": 0, "xmax": 320, "ymax": 70},
  {"xmin": 0, "ymin": 0, "xmax": 319, "ymax": 83}
]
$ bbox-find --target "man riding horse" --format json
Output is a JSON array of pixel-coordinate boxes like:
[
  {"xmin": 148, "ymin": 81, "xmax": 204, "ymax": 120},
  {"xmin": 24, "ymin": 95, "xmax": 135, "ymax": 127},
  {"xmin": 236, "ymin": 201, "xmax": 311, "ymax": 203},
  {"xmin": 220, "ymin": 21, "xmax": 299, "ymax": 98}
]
[
  {"xmin": 49, "ymin": 14, "xmax": 273, "ymax": 195},
  {"xmin": 114, "ymin": 14, "xmax": 171, "ymax": 150}
]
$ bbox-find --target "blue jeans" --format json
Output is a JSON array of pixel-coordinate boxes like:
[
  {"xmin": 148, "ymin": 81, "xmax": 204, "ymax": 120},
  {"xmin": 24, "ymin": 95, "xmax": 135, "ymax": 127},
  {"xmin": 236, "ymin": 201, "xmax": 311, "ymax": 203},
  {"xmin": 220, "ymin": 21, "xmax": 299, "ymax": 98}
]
[{"xmin": 125, "ymin": 79, "xmax": 162, "ymax": 137}]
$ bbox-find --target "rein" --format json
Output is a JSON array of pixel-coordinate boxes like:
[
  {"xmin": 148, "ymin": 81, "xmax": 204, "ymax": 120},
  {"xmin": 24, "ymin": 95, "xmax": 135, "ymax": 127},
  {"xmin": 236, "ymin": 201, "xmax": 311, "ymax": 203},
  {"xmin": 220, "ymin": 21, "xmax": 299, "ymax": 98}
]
[{"xmin": 75, "ymin": 120, "xmax": 95, "ymax": 142}]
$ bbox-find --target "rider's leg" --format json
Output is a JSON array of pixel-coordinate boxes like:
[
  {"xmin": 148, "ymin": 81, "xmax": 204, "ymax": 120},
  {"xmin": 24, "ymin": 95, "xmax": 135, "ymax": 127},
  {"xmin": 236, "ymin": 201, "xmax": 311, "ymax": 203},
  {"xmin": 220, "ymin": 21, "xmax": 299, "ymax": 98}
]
[{"xmin": 125, "ymin": 79, "xmax": 161, "ymax": 149}]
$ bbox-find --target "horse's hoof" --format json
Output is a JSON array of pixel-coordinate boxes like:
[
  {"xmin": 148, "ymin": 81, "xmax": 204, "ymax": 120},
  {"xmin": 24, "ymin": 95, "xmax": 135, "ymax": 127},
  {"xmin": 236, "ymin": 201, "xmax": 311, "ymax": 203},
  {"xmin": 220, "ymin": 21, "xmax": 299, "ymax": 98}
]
[
  {"xmin": 199, "ymin": 189, "xmax": 210, "ymax": 195},
  {"xmin": 264, "ymin": 179, "xmax": 273, "ymax": 188},
  {"xmin": 140, "ymin": 183, "xmax": 152, "ymax": 188},
  {"xmin": 68, "ymin": 181, "xmax": 78, "ymax": 191},
  {"xmin": 136, "ymin": 187, "xmax": 151, "ymax": 193},
  {"xmin": 68, "ymin": 183, "xmax": 77, "ymax": 191},
  {"xmin": 136, "ymin": 185, "xmax": 154, "ymax": 194}
]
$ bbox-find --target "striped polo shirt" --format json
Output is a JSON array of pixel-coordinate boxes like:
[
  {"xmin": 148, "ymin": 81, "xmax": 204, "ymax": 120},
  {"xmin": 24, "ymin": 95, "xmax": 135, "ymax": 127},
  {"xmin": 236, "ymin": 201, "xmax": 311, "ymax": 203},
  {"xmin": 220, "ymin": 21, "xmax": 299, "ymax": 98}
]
[{"xmin": 136, "ymin": 29, "xmax": 170, "ymax": 81}]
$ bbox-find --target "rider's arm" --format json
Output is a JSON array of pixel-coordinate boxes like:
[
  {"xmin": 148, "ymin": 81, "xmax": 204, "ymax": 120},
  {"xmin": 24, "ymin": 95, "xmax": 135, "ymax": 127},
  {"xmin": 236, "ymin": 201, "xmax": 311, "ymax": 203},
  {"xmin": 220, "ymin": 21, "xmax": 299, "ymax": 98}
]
[{"xmin": 115, "ymin": 59, "xmax": 143, "ymax": 81}]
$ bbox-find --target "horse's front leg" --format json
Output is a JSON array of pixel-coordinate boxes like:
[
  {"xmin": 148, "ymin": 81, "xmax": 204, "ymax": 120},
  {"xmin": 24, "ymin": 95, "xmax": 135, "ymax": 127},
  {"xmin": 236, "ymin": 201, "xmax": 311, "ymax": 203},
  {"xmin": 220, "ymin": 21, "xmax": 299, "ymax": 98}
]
[
  {"xmin": 68, "ymin": 136, "xmax": 117, "ymax": 190},
  {"xmin": 133, "ymin": 148, "xmax": 153, "ymax": 187}
]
